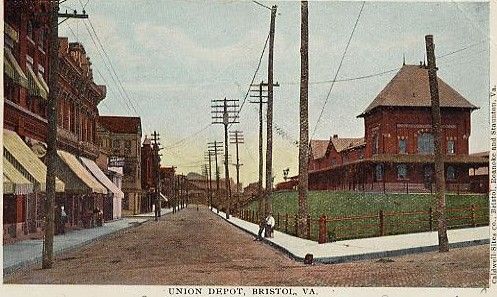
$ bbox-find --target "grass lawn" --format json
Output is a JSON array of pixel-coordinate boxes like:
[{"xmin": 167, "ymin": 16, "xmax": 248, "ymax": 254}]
[{"xmin": 243, "ymin": 191, "xmax": 488, "ymax": 241}]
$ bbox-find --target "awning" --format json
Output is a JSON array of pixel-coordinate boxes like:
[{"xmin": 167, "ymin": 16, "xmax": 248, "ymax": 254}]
[
  {"xmin": 80, "ymin": 157, "xmax": 124, "ymax": 199},
  {"xmin": 4, "ymin": 174, "xmax": 15, "ymax": 194},
  {"xmin": 26, "ymin": 64, "xmax": 48, "ymax": 100},
  {"xmin": 4, "ymin": 48, "xmax": 29, "ymax": 88},
  {"xmin": 3, "ymin": 129, "xmax": 65, "ymax": 192},
  {"xmin": 3, "ymin": 157, "xmax": 33, "ymax": 195},
  {"xmin": 57, "ymin": 150, "xmax": 107, "ymax": 194}
]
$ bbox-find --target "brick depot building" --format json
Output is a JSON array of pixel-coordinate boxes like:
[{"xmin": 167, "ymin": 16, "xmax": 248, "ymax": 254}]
[{"xmin": 308, "ymin": 64, "xmax": 487, "ymax": 193}]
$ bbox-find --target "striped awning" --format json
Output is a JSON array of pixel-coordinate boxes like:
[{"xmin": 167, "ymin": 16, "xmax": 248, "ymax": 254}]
[
  {"xmin": 80, "ymin": 157, "xmax": 124, "ymax": 199},
  {"xmin": 3, "ymin": 129, "xmax": 65, "ymax": 192},
  {"xmin": 3, "ymin": 157, "xmax": 33, "ymax": 195},
  {"xmin": 57, "ymin": 150, "xmax": 107, "ymax": 194},
  {"xmin": 4, "ymin": 48, "xmax": 29, "ymax": 88},
  {"xmin": 26, "ymin": 64, "xmax": 48, "ymax": 100}
]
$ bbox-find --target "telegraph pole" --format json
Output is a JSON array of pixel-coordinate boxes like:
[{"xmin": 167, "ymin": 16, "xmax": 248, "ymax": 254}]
[
  {"xmin": 204, "ymin": 151, "xmax": 214, "ymax": 210},
  {"xmin": 211, "ymin": 98, "xmax": 239, "ymax": 219},
  {"xmin": 266, "ymin": 5, "xmax": 277, "ymax": 215},
  {"xmin": 208, "ymin": 141, "xmax": 223, "ymax": 212},
  {"xmin": 250, "ymin": 81, "xmax": 279, "ymax": 220},
  {"xmin": 43, "ymin": 1, "xmax": 88, "ymax": 269},
  {"xmin": 297, "ymin": 0, "xmax": 310, "ymax": 238},
  {"xmin": 425, "ymin": 35, "xmax": 449, "ymax": 252},
  {"xmin": 151, "ymin": 131, "xmax": 162, "ymax": 221},
  {"xmin": 229, "ymin": 130, "xmax": 244, "ymax": 214}
]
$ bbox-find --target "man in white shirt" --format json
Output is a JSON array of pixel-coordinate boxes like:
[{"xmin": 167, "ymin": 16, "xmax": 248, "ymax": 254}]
[{"xmin": 265, "ymin": 212, "xmax": 275, "ymax": 238}]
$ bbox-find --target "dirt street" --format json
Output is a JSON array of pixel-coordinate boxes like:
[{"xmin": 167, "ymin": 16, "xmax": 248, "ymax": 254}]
[{"xmin": 4, "ymin": 206, "xmax": 489, "ymax": 287}]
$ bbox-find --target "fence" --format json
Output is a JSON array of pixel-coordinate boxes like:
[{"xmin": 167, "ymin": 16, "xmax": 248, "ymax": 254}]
[{"xmin": 238, "ymin": 204, "xmax": 488, "ymax": 243}]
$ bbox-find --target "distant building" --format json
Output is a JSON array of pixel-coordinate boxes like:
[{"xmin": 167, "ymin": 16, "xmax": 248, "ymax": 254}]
[
  {"xmin": 307, "ymin": 64, "xmax": 487, "ymax": 193},
  {"xmin": 160, "ymin": 166, "xmax": 176, "ymax": 204},
  {"xmin": 98, "ymin": 116, "xmax": 142, "ymax": 215},
  {"xmin": 141, "ymin": 136, "xmax": 155, "ymax": 213}
]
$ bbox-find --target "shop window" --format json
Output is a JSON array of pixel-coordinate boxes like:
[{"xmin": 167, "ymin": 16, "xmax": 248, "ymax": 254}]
[
  {"xmin": 397, "ymin": 164, "xmax": 408, "ymax": 180},
  {"xmin": 447, "ymin": 166, "xmax": 456, "ymax": 181},
  {"xmin": 447, "ymin": 140, "xmax": 455, "ymax": 154},
  {"xmin": 417, "ymin": 133, "xmax": 434, "ymax": 154},
  {"xmin": 375, "ymin": 164, "xmax": 383, "ymax": 181},
  {"xmin": 398, "ymin": 139, "xmax": 407, "ymax": 154}
]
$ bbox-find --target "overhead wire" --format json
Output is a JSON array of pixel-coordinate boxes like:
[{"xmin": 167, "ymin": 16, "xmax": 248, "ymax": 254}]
[
  {"xmin": 311, "ymin": 1, "xmax": 366, "ymax": 139},
  {"xmin": 229, "ymin": 33, "xmax": 270, "ymax": 129},
  {"xmin": 252, "ymin": 1, "xmax": 272, "ymax": 10}
]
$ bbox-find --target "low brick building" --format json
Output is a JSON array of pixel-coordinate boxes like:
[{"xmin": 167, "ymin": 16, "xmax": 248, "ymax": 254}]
[{"xmin": 308, "ymin": 64, "xmax": 487, "ymax": 193}]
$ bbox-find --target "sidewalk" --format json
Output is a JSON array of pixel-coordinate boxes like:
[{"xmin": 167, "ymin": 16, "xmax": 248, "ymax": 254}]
[
  {"xmin": 3, "ymin": 208, "xmax": 171, "ymax": 275},
  {"xmin": 212, "ymin": 209, "xmax": 489, "ymax": 264},
  {"xmin": 125, "ymin": 207, "xmax": 173, "ymax": 217}
]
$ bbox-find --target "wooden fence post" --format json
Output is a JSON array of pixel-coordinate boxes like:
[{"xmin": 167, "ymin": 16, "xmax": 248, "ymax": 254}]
[
  {"xmin": 379, "ymin": 210, "xmax": 385, "ymax": 236},
  {"xmin": 471, "ymin": 204, "xmax": 476, "ymax": 227},
  {"xmin": 318, "ymin": 215, "xmax": 327, "ymax": 244},
  {"xmin": 285, "ymin": 213, "xmax": 288, "ymax": 233},
  {"xmin": 429, "ymin": 207, "xmax": 433, "ymax": 231},
  {"xmin": 306, "ymin": 214, "xmax": 311, "ymax": 240}
]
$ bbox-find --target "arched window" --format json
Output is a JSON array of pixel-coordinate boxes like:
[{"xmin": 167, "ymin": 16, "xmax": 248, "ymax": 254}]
[
  {"xmin": 417, "ymin": 133, "xmax": 434, "ymax": 154},
  {"xmin": 447, "ymin": 166, "xmax": 456, "ymax": 180},
  {"xmin": 447, "ymin": 140, "xmax": 455, "ymax": 154}
]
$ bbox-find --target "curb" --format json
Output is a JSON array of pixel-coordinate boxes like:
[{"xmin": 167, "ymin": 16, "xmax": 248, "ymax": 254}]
[{"xmin": 211, "ymin": 209, "xmax": 489, "ymax": 264}]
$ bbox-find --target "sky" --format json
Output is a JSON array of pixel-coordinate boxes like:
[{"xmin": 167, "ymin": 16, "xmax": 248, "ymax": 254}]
[{"xmin": 58, "ymin": 0, "xmax": 491, "ymax": 186}]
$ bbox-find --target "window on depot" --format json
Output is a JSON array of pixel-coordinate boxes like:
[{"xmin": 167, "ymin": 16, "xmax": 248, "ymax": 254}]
[
  {"xmin": 417, "ymin": 133, "xmax": 434, "ymax": 154},
  {"xmin": 398, "ymin": 138, "xmax": 407, "ymax": 154},
  {"xmin": 447, "ymin": 140, "xmax": 456, "ymax": 154},
  {"xmin": 397, "ymin": 164, "xmax": 408, "ymax": 180},
  {"xmin": 374, "ymin": 164, "xmax": 383, "ymax": 181},
  {"xmin": 372, "ymin": 134, "xmax": 379, "ymax": 155},
  {"xmin": 447, "ymin": 166, "xmax": 456, "ymax": 181}
]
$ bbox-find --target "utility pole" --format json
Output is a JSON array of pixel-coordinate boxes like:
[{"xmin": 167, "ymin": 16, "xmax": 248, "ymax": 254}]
[
  {"xmin": 266, "ymin": 5, "xmax": 278, "ymax": 216},
  {"xmin": 151, "ymin": 131, "xmax": 162, "ymax": 221},
  {"xmin": 250, "ymin": 81, "xmax": 279, "ymax": 220},
  {"xmin": 202, "ymin": 163, "xmax": 209, "ymax": 209},
  {"xmin": 208, "ymin": 141, "xmax": 223, "ymax": 212},
  {"xmin": 229, "ymin": 130, "xmax": 244, "ymax": 214},
  {"xmin": 43, "ymin": 1, "xmax": 88, "ymax": 269},
  {"xmin": 297, "ymin": 0, "xmax": 310, "ymax": 238},
  {"xmin": 250, "ymin": 81, "xmax": 267, "ymax": 219},
  {"xmin": 212, "ymin": 98, "xmax": 239, "ymax": 219},
  {"xmin": 203, "ymin": 152, "xmax": 214, "ymax": 210},
  {"xmin": 425, "ymin": 34, "xmax": 449, "ymax": 252}
]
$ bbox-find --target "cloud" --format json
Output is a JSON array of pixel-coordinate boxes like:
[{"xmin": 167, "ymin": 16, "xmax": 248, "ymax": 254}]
[{"xmin": 133, "ymin": 22, "xmax": 264, "ymax": 67}]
